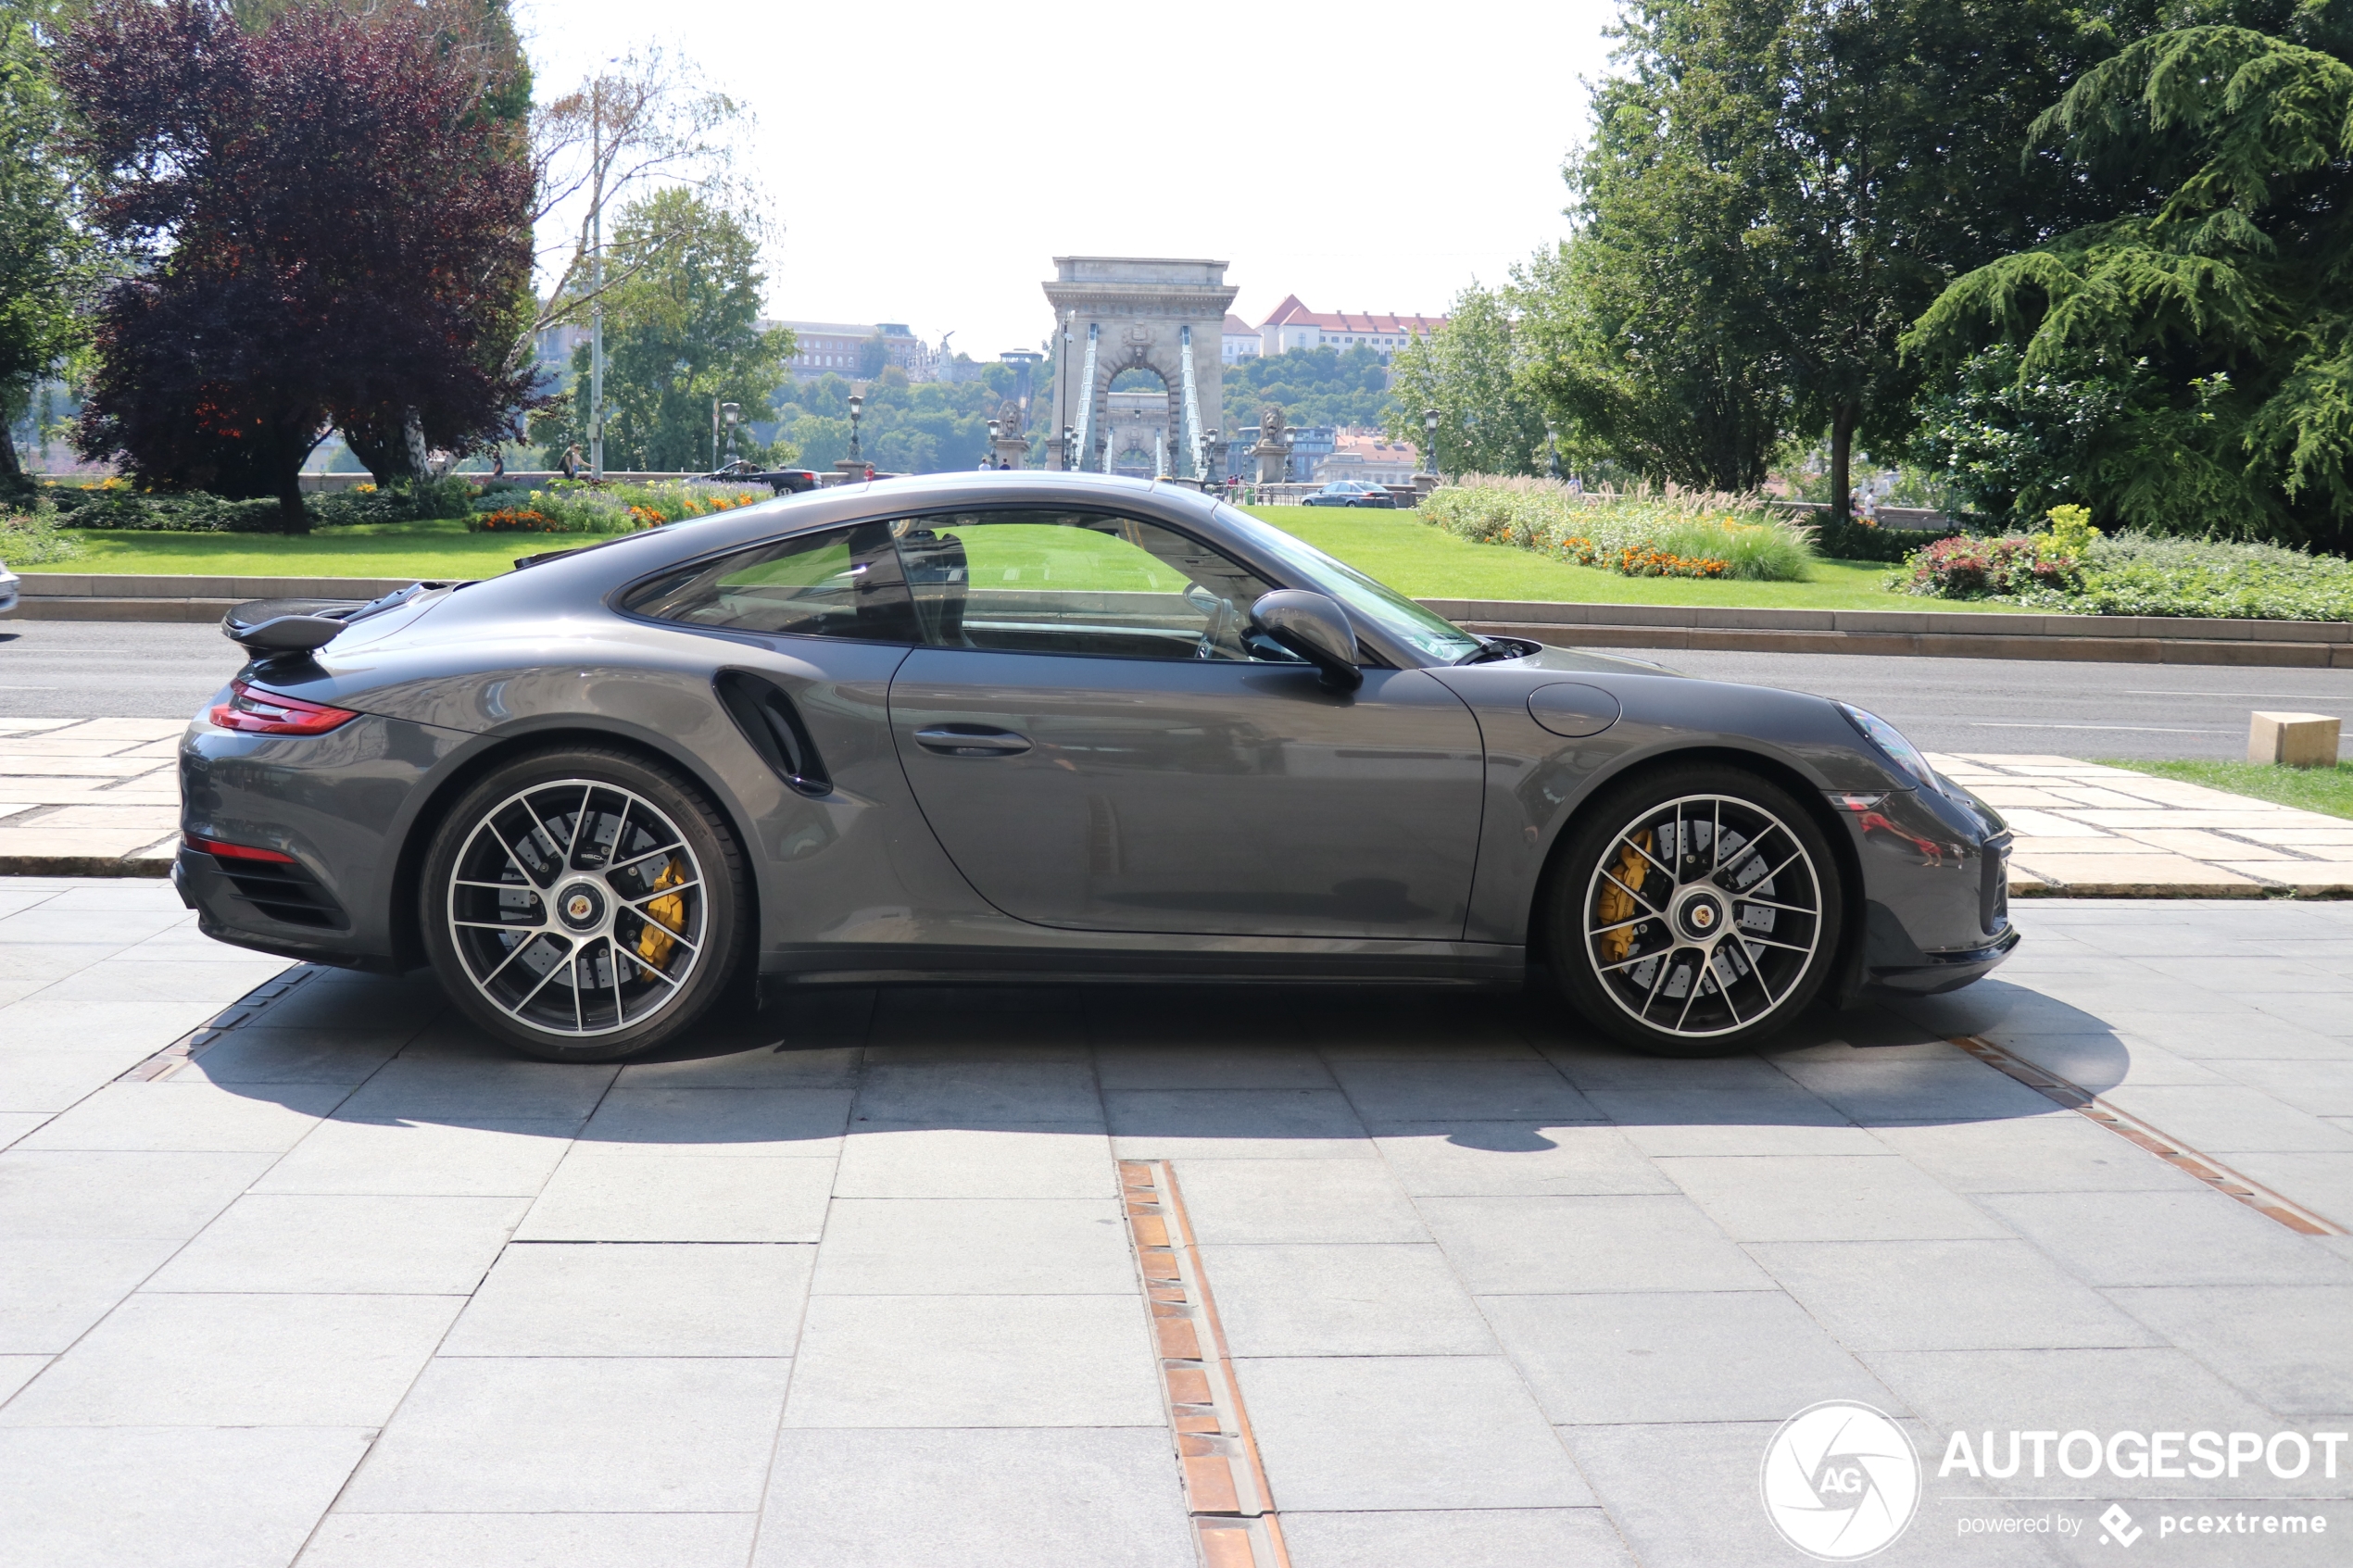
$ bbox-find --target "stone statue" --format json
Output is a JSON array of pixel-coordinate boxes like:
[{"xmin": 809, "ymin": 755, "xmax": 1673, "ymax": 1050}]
[
  {"xmin": 997, "ymin": 398, "xmax": 1023, "ymax": 435},
  {"xmin": 1252, "ymin": 404, "xmax": 1290, "ymax": 485}
]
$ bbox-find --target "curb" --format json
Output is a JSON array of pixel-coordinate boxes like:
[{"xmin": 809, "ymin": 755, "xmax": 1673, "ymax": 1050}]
[
  {"xmin": 0, "ymin": 849, "xmax": 175, "ymax": 878},
  {"xmin": 13, "ymin": 574, "xmax": 2350, "ymax": 666}
]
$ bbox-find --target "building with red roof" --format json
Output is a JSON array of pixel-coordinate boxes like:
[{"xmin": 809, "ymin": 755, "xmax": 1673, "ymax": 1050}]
[{"xmin": 1257, "ymin": 296, "xmax": 1445, "ymax": 360}]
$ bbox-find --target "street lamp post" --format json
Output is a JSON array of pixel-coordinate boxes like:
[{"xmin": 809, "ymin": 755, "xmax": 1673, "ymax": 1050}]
[
  {"xmin": 1421, "ymin": 407, "xmax": 1441, "ymax": 480},
  {"xmin": 721, "ymin": 402, "xmax": 740, "ymax": 468},
  {"xmin": 847, "ymin": 394, "xmax": 863, "ymax": 466},
  {"xmin": 1544, "ymin": 420, "xmax": 1560, "ymax": 481},
  {"xmin": 983, "ymin": 419, "xmax": 999, "ymax": 469}
]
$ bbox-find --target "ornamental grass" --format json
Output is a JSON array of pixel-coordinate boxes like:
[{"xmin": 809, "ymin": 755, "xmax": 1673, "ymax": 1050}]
[{"xmin": 1419, "ymin": 476, "xmax": 1816, "ymax": 582}]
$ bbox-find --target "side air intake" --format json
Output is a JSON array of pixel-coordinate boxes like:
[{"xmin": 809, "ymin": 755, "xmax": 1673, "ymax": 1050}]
[{"xmin": 713, "ymin": 671, "xmax": 832, "ymax": 797}]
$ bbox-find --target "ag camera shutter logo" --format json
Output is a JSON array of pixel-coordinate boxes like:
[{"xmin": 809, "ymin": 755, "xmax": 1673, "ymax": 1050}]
[{"xmin": 1760, "ymin": 1401, "xmax": 1922, "ymax": 1560}]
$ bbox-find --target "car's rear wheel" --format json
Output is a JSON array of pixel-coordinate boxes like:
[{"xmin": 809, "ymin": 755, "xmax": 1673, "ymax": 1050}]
[
  {"xmin": 1549, "ymin": 765, "xmax": 1842, "ymax": 1057},
  {"xmin": 419, "ymin": 746, "xmax": 748, "ymax": 1062}
]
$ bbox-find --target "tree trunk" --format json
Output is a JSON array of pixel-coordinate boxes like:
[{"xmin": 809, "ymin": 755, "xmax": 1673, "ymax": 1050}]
[
  {"xmin": 1829, "ymin": 401, "xmax": 1860, "ymax": 525},
  {"xmin": 343, "ymin": 408, "xmax": 424, "ymax": 486},
  {"xmin": 0, "ymin": 425, "xmax": 25, "ymax": 492},
  {"xmin": 275, "ymin": 462, "xmax": 309, "ymax": 535}
]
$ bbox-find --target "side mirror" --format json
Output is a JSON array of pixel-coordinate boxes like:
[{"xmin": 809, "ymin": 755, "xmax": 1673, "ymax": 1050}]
[{"xmin": 1249, "ymin": 589, "xmax": 1362, "ymax": 691}]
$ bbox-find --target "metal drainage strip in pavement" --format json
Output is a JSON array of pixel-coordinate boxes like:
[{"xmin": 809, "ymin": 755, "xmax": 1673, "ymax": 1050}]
[
  {"xmin": 1952, "ymin": 1035, "xmax": 2348, "ymax": 1237},
  {"xmin": 1121, "ymin": 1159, "xmax": 1292, "ymax": 1568}
]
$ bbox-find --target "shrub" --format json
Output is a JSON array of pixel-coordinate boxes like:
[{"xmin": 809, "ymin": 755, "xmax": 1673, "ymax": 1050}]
[
  {"xmin": 2044, "ymin": 534, "xmax": 2353, "ymax": 621},
  {"xmin": 1894, "ymin": 534, "xmax": 2082, "ymax": 598},
  {"xmin": 308, "ymin": 475, "xmax": 478, "ymax": 527},
  {"xmin": 463, "ymin": 478, "xmax": 772, "ymax": 534},
  {"xmin": 42, "ymin": 486, "xmax": 294, "ymax": 533},
  {"xmin": 1419, "ymin": 476, "xmax": 1815, "ymax": 581},
  {"xmin": 0, "ymin": 501, "xmax": 85, "ymax": 566},
  {"xmin": 1894, "ymin": 529, "xmax": 2353, "ymax": 620}
]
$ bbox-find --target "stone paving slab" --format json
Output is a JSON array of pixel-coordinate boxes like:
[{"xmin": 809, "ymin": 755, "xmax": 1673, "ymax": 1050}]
[
  {"xmin": 1932, "ymin": 753, "xmax": 2353, "ymax": 896},
  {"xmin": 1, "ymin": 879, "xmax": 2351, "ymax": 1565}
]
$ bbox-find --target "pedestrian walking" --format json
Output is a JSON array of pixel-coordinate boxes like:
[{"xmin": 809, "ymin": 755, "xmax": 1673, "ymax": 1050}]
[{"xmin": 560, "ymin": 444, "xmax": 582, "ymax": 481}]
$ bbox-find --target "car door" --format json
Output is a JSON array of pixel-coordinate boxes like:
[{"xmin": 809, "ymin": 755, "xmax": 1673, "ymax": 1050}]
[{"xmin": 880, "ymin": 506, "xmax": 1486, "ymax": 938}]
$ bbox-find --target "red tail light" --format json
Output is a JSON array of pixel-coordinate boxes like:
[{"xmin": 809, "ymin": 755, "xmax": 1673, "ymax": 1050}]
[
  {"xmin": 184, "ymin": 834, "xmax": 296, "ymax": 863},
  {"xmin": 208, "ymin": 681, "xmax": 359, "ymax": 735}
]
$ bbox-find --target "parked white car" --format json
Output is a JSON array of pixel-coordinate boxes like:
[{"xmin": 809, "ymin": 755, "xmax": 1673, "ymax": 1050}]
[{"xmin": 0, "ymin": 561, "xmax": 19, "ymax": 617}]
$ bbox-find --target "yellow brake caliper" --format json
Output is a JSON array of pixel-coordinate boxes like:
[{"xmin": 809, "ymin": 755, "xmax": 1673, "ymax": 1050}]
[
  {"xmin": 1596, "ymin": 832, "xmax": 1653, "ymax": 963},
  {"xmin": 634, "ymin": 856, "xmax": 687, "ymax": 973}
]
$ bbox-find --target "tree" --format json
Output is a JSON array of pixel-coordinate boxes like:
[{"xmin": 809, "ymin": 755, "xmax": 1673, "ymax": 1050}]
[
  {"xmin": 1220, "ymin": 345, "xmax": 1398, "ymax": 433},
  {"xmin": 1386, "ymin": 283, "xmax": 1549, "ymax": 478},
  {"xmin": 58, "ymin": 0, "xmax": 535, "ymax": 525},
  {"xmin": 1520, "ymin": 0, "xmax": 2127, "ymax": 502},
  {"xmin": 1905, "ymin": 19, "xmax": 2353, "ymax": 548},
  {"xmin": 0, "ymin": 1, "xmax": 98, "ymax": 486},
  {"xmin": 522, "ymin": 48, "xmax": 752, "ymax": 383},
  {"xmin": 530, "ymin": 188, "xmax": 789, "ymax": 472}
]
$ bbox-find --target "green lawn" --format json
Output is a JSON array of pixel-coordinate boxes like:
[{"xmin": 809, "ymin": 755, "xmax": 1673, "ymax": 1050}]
[
  {"xmin": 1251, "ymin": 506, "xmax": 2009, "ymax": 611},
  {"xmin": 27, "ymin": 518, "xmax": 530, "ymax": 579},
  {"xmin": 2103, "ymin": 759, "xmax": 2353, "ymax": 822},
  {"xmin": 24, "ymin": 504, "xmax": 1975, "ymax": 613}
]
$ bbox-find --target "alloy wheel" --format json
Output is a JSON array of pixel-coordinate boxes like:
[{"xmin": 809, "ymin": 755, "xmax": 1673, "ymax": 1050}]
[
  {"xmin": 445, "ymin": 779, "xmax": 706, "ymax": 1037},
  {"xmin": 1581, "ymin": 792, "xmax": 1825, "ymax": 1040}
]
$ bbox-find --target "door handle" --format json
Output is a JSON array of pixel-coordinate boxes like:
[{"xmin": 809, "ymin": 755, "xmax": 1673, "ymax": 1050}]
[{"xmin": 912, "ymin": 725, "xmax": 1033, "ymax": 758}]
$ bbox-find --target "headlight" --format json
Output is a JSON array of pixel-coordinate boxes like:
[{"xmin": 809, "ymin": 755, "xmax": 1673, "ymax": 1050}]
[{"xmin": 1836, "ymin": 702, "xmax": 1943, "ymax": 794}]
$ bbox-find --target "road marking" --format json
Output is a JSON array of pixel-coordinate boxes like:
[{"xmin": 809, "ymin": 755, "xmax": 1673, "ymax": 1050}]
[
  {"xmin": 1120, "ymin": 1159, "xmax": 1291, "ymax": 1568},
  {"xmin": 1952, "ymin": 1035, "xmax": 2347, "ymax": 1236},
  {"xmin": 1963, "ymin": 722, "xmax": 2235, "ymax": 734}
]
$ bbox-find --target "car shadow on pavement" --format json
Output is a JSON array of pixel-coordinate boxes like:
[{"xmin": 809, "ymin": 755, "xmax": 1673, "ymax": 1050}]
[{"xmin": 172, "ymin": 962, "xmax": 2137, "ymax": 1154}]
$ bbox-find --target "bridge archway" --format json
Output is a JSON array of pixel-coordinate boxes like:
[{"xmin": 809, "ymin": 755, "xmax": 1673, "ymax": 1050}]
[{"xmin": 1042, "ymin": 257, "xmax": 1236, "ymax": 479}]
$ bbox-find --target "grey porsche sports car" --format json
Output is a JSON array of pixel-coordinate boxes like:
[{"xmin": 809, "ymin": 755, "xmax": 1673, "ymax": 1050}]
[{"xmin": 175, "ymin": 472, "xmax": 2017, "ymax": 1063}]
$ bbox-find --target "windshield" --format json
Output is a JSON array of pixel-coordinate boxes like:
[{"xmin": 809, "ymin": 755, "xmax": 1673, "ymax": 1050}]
[{"xmin": 1214, "ymin": 503, "xmax": 1482, "ymax": 662}]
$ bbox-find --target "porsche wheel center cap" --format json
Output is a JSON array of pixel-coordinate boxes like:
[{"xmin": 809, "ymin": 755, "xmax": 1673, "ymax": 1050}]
[
  {"xmin": 557, "ymin": 882, "xmax": 607, "ymax": 932},
  {"xmin": 1676, "ymin": 890, "xmax": 1727, "ymax": 941}
]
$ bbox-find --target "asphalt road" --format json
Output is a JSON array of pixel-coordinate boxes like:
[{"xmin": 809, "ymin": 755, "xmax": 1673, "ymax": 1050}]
[
  {"xmin": 0, "ymin": 621, "xmax": 245, "ymax": 718},
  {"xmin": 1604, "ymin": 646, "xmax": 2353, "ymax": 759},
  {"xmin": 2, "ymin": 616, "xmax": 2348, "ymax": 759}
]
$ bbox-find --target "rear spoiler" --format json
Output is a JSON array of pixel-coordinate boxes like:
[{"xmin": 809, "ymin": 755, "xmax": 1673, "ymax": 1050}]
[{"xmin": 222, "ymin": 582, "xmax": 447, "ymax": 654}]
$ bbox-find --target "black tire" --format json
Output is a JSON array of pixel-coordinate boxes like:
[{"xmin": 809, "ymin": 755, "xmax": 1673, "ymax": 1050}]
[
  {"xmin": 419, "ymin": 746, "xmax": 749, "ymax": 1062},
  {"xmin": 1548, "ymin": 763, "xmax": 1843, "ymax": 1057}
]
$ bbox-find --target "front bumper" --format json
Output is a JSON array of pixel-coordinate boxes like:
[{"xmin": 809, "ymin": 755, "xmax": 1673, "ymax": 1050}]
[{"xmin": 1866, "ymin": 925, "xmax": 2022, "ymax": 995}]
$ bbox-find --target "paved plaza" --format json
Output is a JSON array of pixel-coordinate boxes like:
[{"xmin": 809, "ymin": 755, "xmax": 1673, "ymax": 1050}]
[{"xmin": 2, "ymin": 876, "xmax": 2350, "ymax": 1566}]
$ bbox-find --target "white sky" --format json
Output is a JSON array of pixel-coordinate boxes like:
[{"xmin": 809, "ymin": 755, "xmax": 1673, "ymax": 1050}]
[{"xmin": 515, "ymin": 0, "xmax": 1623, "ymax": 357}]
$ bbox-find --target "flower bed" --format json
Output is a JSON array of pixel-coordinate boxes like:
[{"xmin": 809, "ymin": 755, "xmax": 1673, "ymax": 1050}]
[
  {"xmin": 461, "ymin": 479, "xmax": 771, "ymax": 534},
  {"xmin": 1895, "ymin": 511, "xmax": 2353, "ymax": 621},
  {"xmin": 1419, "ymin": 477, "xmax": 1815, "ymax": 581}
]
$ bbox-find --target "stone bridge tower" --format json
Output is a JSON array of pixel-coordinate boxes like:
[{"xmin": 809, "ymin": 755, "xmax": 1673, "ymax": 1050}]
[{"xmin": 1042, "ymin": 257, "xmax": 1238, "ymax": 479}]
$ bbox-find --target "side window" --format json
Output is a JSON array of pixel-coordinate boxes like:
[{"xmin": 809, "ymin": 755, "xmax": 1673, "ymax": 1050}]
[
  {"xmin": 623, "ymin": 521, "xmax": 919, "ymax": 643},
  {"xmin": 887, "ymin": 508, "xmax": 1302, "ymax": 663}
]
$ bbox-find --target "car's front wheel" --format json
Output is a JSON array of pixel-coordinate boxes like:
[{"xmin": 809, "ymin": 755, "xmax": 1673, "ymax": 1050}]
[
  {"xmin": 1549, "ymin": 765, "xmax": 1843, "ymax": 1056},
  {"xmin": 419, "ymin": 746, "xmax": 749, "ymax": 1062}
]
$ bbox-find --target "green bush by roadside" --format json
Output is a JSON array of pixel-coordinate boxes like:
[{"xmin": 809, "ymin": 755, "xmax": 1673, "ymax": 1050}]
[
  {"xmin": 1418, "ymin": 477, "xmax": 1817, "ymax": 581},
  {"xmin": 466, "ymin": 478, "xmax": 773, "ymax": 534},
  {"xmin": 0, "ymin": 500, "xmax": 85, "ymax": 566},
  {"xmin": 1896, "ymin": 512, "xmax": 2353, "ymax": 621},
  {"xmin": 38, "ymin": 476, "xmax": 482, "ymax": 533}
]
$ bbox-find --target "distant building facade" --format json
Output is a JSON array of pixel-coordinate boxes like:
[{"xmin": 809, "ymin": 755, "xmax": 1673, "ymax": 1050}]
[
  {"xmin": 1256, "ymin": 296, "xmax": 1444, "ymax": 360},
  {"xmin": 1220, "ymin": 313, "xmax": 1260, "ymax": 365},
  {"xmin": 771, "ymin": 320, "xmax": 938, "ymax": 381},
  {"xmin": 1314, "ymin": 429, "xmax": 1421, "ymax": 486}
]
